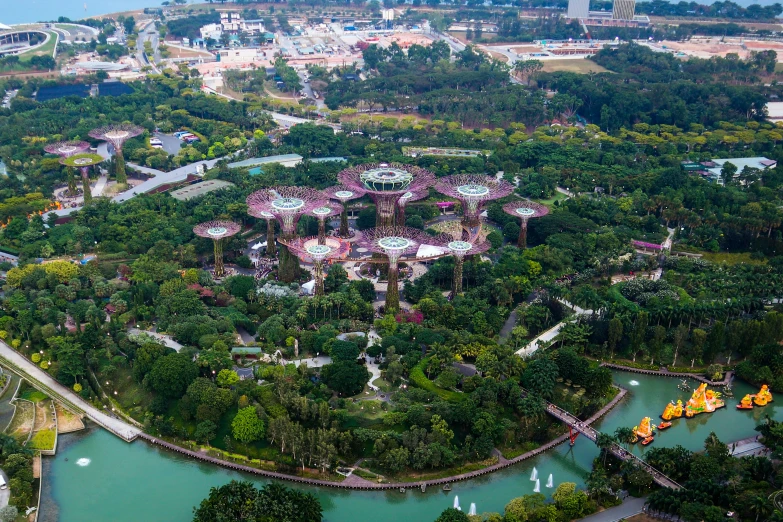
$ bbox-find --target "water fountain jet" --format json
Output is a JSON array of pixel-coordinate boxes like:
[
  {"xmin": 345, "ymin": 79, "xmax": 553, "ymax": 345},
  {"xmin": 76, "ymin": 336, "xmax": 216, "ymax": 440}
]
[
  {"xmin": 534, "ymin": 479, "xmax": 540, "ymax": 493},
  {"xmin": 453, "ymin": 496, "xmax": 461, "ymax": 511},
  {"xmin": 469, "ymin": 503, "xmax": 477, "ymax": 516},
  {"xmin": 530, "ymin": 467, "xmax": 538, "ymax": 481},
  {"xmin": 546, "ymin": 474, "xmax": 554, "ymax": 488}
]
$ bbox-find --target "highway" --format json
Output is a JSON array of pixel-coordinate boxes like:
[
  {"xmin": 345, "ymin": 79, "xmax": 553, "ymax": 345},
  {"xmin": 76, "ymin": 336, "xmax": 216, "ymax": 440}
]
[{"xmin": 136, "ymin": 20, "xmax": 161, "ymax": 73}]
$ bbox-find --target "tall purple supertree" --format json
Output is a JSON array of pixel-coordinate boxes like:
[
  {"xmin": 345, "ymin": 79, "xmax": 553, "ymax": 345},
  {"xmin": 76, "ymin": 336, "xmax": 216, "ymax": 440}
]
[
  {"xmin": 446, "ymin": 238, "xmax": 491, "ymax": 295},
  {"xmin": 60, "ymin": 154, "xmax": 105, "ymax": 202},
  {"xmin": 322, "ymin": 185, "xmax": 366, "ymax": 238},
  {"xmin": 396, "ymin": 189, "xmax": 428, "ymax": 227},
  {"xmin": 256, "ymin": 210, "xmax": 277, "ymax": 257},
  {"xmin": 338, "ymin": 163, "xmax": 435, "ymax": 228},
  {"xmin": 89, "ymin": 124, "xmax": 143, "ymax": 185},
  {"xmin": 503, "ymin": 201, "xmax": 549, "ymax": 249},
  {"xmin": 281, "ymin": 236, "xmax": 351, "ymax": 296},
  {"xmin": 308, "ymin": 202, "xmax": 343, "ymax": 245},
  {"xmin": 193, "ymin": 221, "xmax": 241, "ymax": 278},
  {"xmin": 435, "ymin": 174, "xmax": 514, "ymax": 240},
  {"xmin": 246, "ymin": 187, "xmax": 328, "ymax": 282},
  {"xmin": 45, "ymin": 141, "xmax": 90, "ymax": 197},
  {"xmin": 358, "ymin": 226, "xmax": 449, "ymax": 312}
]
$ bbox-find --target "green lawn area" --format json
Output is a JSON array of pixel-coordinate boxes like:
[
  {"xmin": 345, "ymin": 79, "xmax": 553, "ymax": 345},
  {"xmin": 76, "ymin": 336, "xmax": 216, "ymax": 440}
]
[
  {"xmin": 27, "ymin": 429, "xmax": 55, "ymax": 451},
  {"xmin": 19, "ymin": 388, "xmax": 47, "ymax": 404},
  {"xmin": 18, "ymin": 31, "xmax": 57, "ymax": 63},
  {"xmin": 700, "ymin": 251, "xmax": 767, "ymax": 266},
  {"xmin": 532, "ymin": 191, "xmax": 568, "ymax": 207},
  {"xmin": 541, "ymin": 59, "xmax": 610, "ymax": 74},
  {"xmin": 97, "ymin": 365, "xmax": 155, "ymax": 422}
]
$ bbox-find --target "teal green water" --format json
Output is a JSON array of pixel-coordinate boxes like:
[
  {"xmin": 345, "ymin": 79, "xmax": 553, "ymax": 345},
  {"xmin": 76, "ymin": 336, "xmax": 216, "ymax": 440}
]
[{"xmin": 43, "ymin": 372, "xmax": 783, "ymax": 522}]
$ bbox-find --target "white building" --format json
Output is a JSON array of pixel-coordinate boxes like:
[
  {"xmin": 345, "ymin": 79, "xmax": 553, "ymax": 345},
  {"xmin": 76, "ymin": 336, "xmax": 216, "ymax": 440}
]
[
  {"xmin": 220, "ymin": 12, "xmax": 242, "ymax": 32},
  {"xmin": 216, "ymin": 48, "xmax": 259, "ymax": 63},
  {"xmin": 200, "ymin": 23, "xmax": 222, "ymax": 41},
  {"xmin": 613, "ymin": 0, "xmax": 636, "ymax": 21},
  {"xmin": 567, "ymin": 0, "xmax": 590, "ymax": 19}
]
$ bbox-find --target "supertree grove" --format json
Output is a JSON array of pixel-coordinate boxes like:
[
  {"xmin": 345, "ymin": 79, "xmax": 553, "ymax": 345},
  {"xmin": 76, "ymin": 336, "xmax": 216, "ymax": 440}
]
[
  {"xmin": 308, "ymin": 203, "xmax": 343, "ymax": 245},
  {"xmin": 193, "ymin": 221, "xmax": 241, "ymax": 278},
  {"xmin": 246, "ymin": 187, "xmax": 327, "ymax": 282},
  {"xmin": 435, "ymin": 174, "xmax": 514, "ymax": 239},
  {"xmin": 44, "ymin": 141, "xmax": 91, "ymax": 197},
  {"xmin": 358, "ymin": 226, "xmax": 449, "ymax": 312},
  {"xmin": 256, "ymin": 210, "xmax": 277, "ymax": 257},
  {"xmin": 322, "ymin": 185, "xmax": 365, "ymax": 238},
  {"xmin": 338, "ymin": 163, "xmax": 435, "ymax": 227},
  {"xmin": 281, "ymin": 236, "xmax": 351, "ymax": 296},
  {"xmin": 446, "ymin": 238, "xmax": 491, "ymax": 295},
  {"xmin": 89, "ymin": 124, "xmax": 143, "ymax": 185},
  {"xmin": 59, "ymin": 154, "xmax": 105, "ymax": 202},
  {"xmin": 396, "ymin": 189, "xmax": 428, "ymax": 227},
  {"xmin": 503, "ymin": 201, "xmax": 549, "ymax": 249}
]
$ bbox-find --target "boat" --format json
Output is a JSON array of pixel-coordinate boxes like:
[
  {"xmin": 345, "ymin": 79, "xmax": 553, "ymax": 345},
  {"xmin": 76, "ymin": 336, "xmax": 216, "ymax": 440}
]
[
  {"xmin": 657, "ymin": 421, "xmax": 672, "ymax": 430},
  {"xmin": 641, "ymin": 436, "xmax": 655, "ymax": 446},
  {"xmin": 737, "ymin": 394, "xmax": 754, "ymax": 410}
]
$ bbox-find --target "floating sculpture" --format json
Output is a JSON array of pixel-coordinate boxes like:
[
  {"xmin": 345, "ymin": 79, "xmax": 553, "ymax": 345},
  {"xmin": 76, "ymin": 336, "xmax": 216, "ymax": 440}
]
[
  {"xmin": 683, "ymin": 383, "xmax": 725, "ymax": 417},
  {"xmin": 738, "ymin": 394, "xmax": 754, "ymax": 410},
  {"xmin": 754, "ymin": 384, "xmax": 773, "ymax": 406},
  {"xmin": 635, "ymin": 417, "xmax": 654, "ymax": 439},
  {"xmin": 661, "ymin": 400, "xmax": 684, "ymax": 420}
]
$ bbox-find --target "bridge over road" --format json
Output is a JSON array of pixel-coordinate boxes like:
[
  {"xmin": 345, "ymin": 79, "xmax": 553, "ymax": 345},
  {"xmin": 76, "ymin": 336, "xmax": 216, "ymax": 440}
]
[{"xmin": 545, "ymin": 402, "xmax": 683, "ymax": 490}]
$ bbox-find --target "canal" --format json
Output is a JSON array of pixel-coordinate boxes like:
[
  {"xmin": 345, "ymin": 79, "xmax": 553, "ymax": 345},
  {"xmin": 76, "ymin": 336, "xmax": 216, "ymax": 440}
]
[{"xmin": 40, "ymin": 372, "xmax": 783, "ymax": 522}]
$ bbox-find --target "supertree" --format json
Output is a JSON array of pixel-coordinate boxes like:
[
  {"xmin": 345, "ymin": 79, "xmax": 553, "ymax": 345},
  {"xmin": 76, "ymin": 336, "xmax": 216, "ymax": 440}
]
[
  {"xmin": 396, "ymin": 189, "xmax": 428, "ymax": 227},
  {"xmin": 45, "ymin": 141, "xmax": 90, "ymax": 197},
  {"xmin": 246, "ymin": 187, "xmax": 327, "ymax": 282},
  {"xmin": 322, "ymin": 185, "xmax": 366, "ymax": 238},
  {"xmin": 358, "ymin": 226, "xmax": 449, "ymax": 312},
  {"xmin": 281, "ymin": 236, "xmax": 351, "ymax": 296},
  {"xmin": 60, "ymin": 154, "xmax": 105, "ymax": 202},
  {"xmin": 435, "ymin": 174, "xmax": 514, "ymax": 240},
  {"xmin": 338, "ymin": 163, "xmax": 435, "ymax": 228},
  {"xmin": 193, "ymin": 221, "xmax": 241, "ymax": 278},
  {"xmin": 256, "ymin": 210, "xmax": 277, "ymax": 257},
  {"xmin": 503, "ymin": 201, "xmax": 549, "ymax": 249},
  {"xmin": 446, "ymin": 238, "xmax": 491, "ymax": 295},
  {"xmin": 89, "ymin": 124, "xmax": 143, "ymax": 185},
  {"xmin": 308, "ymin": 203, "xmax": 343, "ymax": 245}
]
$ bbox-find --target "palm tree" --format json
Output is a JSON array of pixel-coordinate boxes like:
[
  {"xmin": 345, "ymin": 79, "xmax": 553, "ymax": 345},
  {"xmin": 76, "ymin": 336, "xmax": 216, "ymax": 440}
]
[
  {"xmin": 750, "ymin": 495, "xmax": 772, "ymax": 522},
  {"xmin": 596, "ymin": 432, "xmax": 616, "ymax": 466}
]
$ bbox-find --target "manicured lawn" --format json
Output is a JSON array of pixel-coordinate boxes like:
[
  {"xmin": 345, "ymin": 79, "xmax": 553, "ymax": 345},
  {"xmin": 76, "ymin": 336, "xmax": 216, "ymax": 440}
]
[
  {"xmin": 701, "ymin": 251, "xmax": 767, "ymax": 266},
  {"xmin": 18, "ymin": 31, "xmax": 57, "ymax": 63},
  {"xmin": 19, "ymin": 388, "xmax": 47, "ymax": 404},
  {"xmin": 532, "ymin": 191, "xmax": 568, "ymax": 207},
  {"xmin": 541, "ymin": 59, "xmax": 609, "ymax": 74}
]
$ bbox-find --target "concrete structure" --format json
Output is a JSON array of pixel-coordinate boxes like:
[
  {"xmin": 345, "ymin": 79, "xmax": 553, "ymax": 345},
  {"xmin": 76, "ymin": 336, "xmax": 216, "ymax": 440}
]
[
  {"xmin": 200, "ymin": 23, "xmax": 222, "ymax": 41},
  {"xmin": 220, "ymin": 11, "xmax": 242, "ymax": 32},
  {"xmin": 567, "ymin": 0, "xmax": 591, "ymax": 19},
  {"xmin": 685, "ymin": 157, "xmax": 778, "ymax": 185},
  {"xmin": 216, "ymin": 48, "xmax": 259, "ymax": 63},
  {"xmin": 169, "ymin": 179, "xmax": 236, "ymax": 201},
  {"xmin": 613, "ymin": 0, "xmax": 636, "ymax": 21},
  {"xmin": 228, "ymin": 154, "xmax": 303, "ymax": 169}
]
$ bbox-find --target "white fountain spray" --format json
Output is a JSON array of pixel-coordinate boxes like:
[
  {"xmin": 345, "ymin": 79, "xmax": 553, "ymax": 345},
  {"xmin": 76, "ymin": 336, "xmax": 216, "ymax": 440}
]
[
  {"xmin": 469, "ymin": 503, "xmax": 477, "ymax": 516},
  {"xmin": 534, "ymin": 478, "xmax": 541, "ymax": 493},
  {"xmin": 453, "ymin": 496, "xmax": 461, "ymax": 511},
  {"xmin": 546, "ymin": 474, "xmax": 554, "ymax": 488},
  {"xmin": 530, "ymin": 467, "xmax": 538, "ymax": 481}
]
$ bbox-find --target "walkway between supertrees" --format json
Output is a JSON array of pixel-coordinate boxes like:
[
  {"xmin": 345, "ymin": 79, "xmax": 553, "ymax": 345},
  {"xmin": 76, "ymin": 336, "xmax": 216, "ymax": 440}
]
[
  {"xmin": 58, "ymin": 154, "xmax": 105, "ymax": 203},
  {"xmin": 322, "ymin": 185, "xmax": 366, "ymax": 238},
  {"xmin": 281, "ymin": 236, "xmax": 351, "ymax": 296},
  {"xmin": 434, "ymin": 174, "xmax": 514, "ymax": 241},
  {"xmin": 357, "ymin": 226, "xmax": 450, "ymax": 313},
  {"xmin": 396, "ymin": 189, "xmax": 428, "ymax": 227},
  {"xmin": 89, "ymin": 124, "xmax": 143, "ymax": 185},
  {"xmin": 307, "ymin": 202, "xmax": 343, "ymax": 245},
  {"xmin": 503, "ymin": 201, "xmax": 549, "ymax": 249},
  {"xmin": 338, "ymin": 163, "xmax": 435, "ymax": 228},
  {"xmin": 44, "ymin": 141, "xmax": 90, "ymax": 198},
  {"xmin": 193, "ymin": 221, "xmax": 241, "ymax": 278},
  {"xmin": 246, "ymin": 187, "xmax": 328, "ymax": 283},
  {"xmin": 447, "ymin": 238, "xmax": 491, "ymax": 295}
]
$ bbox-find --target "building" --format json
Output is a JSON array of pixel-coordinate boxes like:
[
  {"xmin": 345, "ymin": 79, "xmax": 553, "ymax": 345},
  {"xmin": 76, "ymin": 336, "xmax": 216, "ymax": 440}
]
[
  {"xmin": 215, "ymin": 48, "xmax": 259, "ymax": 63},
  {"xmin": 682, "ymin": 157, "xmax": 776, "ymax": 185},
  {"xmin": 199, "ymin": 23, "xmax": 222, "ymax": 41},
  {"xmin": 613, "ymin": 0, "xmax": 636, "ymax": 21},
  {"xmin": 220, "ymin": 11, "xmax": 242, "ymax": 32},
  {"xmin": 567, "ymin": 0, "xmax": 590, "ymax": 19},
  {"xmin": 227, "ymin": 154, "xmax": 304, "ymax": 170}
]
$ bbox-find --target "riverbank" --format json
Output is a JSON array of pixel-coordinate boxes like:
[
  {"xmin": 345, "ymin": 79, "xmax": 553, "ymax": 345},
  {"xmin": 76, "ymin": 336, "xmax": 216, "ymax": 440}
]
[{"xmin": 599, "ymin": 362, "xmax": 733, "ymax": 386}]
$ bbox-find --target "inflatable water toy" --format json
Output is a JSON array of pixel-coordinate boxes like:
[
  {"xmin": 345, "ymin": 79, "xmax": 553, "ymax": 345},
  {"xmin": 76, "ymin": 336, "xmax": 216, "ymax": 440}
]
[
  {"xmin": 753, "ymin": 385, "xmax": 773, "ymax": 407},
  {"xmin": 661, "ymin": 400, "xmax": 684, "ymax": 420},
  {"xmin": 737, "ymin": 394, "xmax": 754, "ymax": 410}
]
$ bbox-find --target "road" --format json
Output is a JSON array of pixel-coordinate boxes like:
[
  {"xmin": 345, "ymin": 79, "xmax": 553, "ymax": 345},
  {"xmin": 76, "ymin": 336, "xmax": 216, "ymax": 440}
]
[
  {"xmin": 137, "ymin": 21, "xmax": 160, "ymax": 73},
  {"xmin": 128, "ymin": 328, "xmax": 183, "ymax": 353},
  {"xmin": 0, "ymin": 341, "xmax": 141, "ymax": 441},
  {"xmin": 578, "ymin": 497, "xmax": 647, "ymax": 522},
  {"xmin": 515, "ymin": 300, "xmax": 593, "ymax": 358}
]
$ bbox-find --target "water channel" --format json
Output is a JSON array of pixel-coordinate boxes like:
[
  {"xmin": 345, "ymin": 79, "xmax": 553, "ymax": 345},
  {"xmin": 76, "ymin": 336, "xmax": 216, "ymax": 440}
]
[{"xmin": 40, "ymin": 371, "xmax": 783, "ymax": 522}]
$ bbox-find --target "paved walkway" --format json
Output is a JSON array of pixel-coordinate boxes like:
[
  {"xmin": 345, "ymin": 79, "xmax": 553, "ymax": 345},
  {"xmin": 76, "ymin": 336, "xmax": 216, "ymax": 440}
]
[
  {"xmin": 128, "ymin": 328, "xmax": 183, "ymax": 352},
  {"xmin": 91, "ymin": 174, "xmax": 108, "ymax": 197},
  {"xmin": 579, "ymin": 496, "xmax": 647, "ymax": 522},
  {"xmin": 0, "ymin": 468, "xmax": 8, "ymax": 508},
  {"xmin": 515, "ymin": 299, "xmax": 592, "ymax": 358},
  {"xmin": 0, "ymin": 342, "xmax": 141, "ymax": 441}
]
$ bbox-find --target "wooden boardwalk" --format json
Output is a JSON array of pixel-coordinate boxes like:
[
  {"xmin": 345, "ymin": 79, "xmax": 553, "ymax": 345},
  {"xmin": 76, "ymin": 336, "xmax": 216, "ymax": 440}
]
[{"xmin": 599, "ymin": 363, "xmax": 734, "ymax": 387}]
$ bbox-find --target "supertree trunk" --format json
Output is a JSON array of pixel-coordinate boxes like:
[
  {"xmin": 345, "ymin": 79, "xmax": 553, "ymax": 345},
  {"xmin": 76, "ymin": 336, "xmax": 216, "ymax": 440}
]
[
  {"xmin": 213, "ymin": 239, "xmax": 225, "ymax": 278},
  {"xmin": 518, "ymin": 219, "xmax": 528, "ymax": 249},
  {"xmin": 385, "ymin": 259, "xmax": 400, "ymax": 312},
  {"xmin": 115, "ymin": 148, "xmax": 127, "ymax": 185},
  {"xmin": 266, "ymin": 220, "xmax": 276, "ymax": 257},
  {"xmin": 397, "ymin": 205, "xmax": 406, "ymax": 227},
  {"xmin": 340, "ymin": 209, "xmax": 350, "ymax": 237},
  {"xmin": 462, "ymin": 214, "xmax": 480, "ymax": 241},
  {"xmin": 67, "ymin": 167, "xmax": 77, "ymax": 197},
  {"xmin": 278, "ymin": 233, "xmax": 300, "ymax": 283},
  {"xmin": 81, "ymin": 167, "xmax": 92, "ymax": 202},
  {"xmin": 318, "ymin": 219, "xmax": 326, "ymax": 245},
  {"xmin": 452, "ymin": 255, "xmax": 464, "ymax": 295},
  {"xmin": 376, "ymin": 197, "xmax": 396, "ymax": 228},
  {"xmin": 314, "ymin": 261, "xmax": 325, "ymax": 296}
]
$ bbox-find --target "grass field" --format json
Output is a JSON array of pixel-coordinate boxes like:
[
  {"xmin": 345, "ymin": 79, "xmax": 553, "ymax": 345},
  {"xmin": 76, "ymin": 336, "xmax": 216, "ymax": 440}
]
[
  {"xmin": 533, "ymin": 191, "xmax": 569, "ymax": 207},
  {"xmin": 541, "ymin": 59, "xmax": 609, "ymax": 74},
  {"xmin": 701, "ymin": 251, "xmax": 767, "ymax": 265},
  {"xmin": 18, "ymin": 31, "xmax": 57, "ymax": 63}
]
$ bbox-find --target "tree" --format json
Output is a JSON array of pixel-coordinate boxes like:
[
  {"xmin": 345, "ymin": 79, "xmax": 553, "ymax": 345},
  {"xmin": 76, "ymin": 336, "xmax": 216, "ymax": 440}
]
[
  {"xmin": 321, "ymin": 360, "xmax": 370, "ymax": 396},
  {"xmin": 148, "ymin": 353, "xmax": 199, "ymax": 398},
  {"xmin": 435, "ymin": 508, "xmax": 470, "ymax": 522},
  {"xmin": 690, "ymin": 328, "xmax": 707, "ymax": 367},
  {"xmin": 608, "ymin": 317, "xmax": 623, "ymax": 358},
  {"xmin": 630, "ymin": 311, "xmax": 649, "ymax": 362},
  {"xmin": 231, "ymin": 406, "xmax": 265, "ymax": 443},
  {"xmin": 216, "ymin": 369, "xmax": 240, "ymax": 388},
  {"xmin": 521, "ymin": 358, "xmax": 559, "ymax": 399},
  {"xmin": 0, "ymin": 506, "xmax": 17, "ymax": 522},
  {"xmin": 673, "ymin": 324, "xmax": 688, "ymax": 367},
  {"xmin": 193, "ymin": 480, "xmax": 322, "ymax": 522}
]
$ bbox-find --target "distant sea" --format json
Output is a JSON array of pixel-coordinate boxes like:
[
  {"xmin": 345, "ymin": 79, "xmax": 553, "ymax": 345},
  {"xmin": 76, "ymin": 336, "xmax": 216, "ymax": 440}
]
[{"xmin": 0, "ymin": 0, "xmax": 780, "ymax": 25}]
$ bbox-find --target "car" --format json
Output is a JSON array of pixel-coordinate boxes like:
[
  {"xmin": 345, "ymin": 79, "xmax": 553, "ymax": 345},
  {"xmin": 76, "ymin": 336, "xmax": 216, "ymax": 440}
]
[
  {"xmin": 149, "ymin": 138, "xmax": 162, "ymax": 146},
  {"xmin": 173, "ymin": 131, "xmax": 189, "ymax": 138},
  {"xmin": 151, "ymin": 144, "xmax": 163, "ymax": 149},
  {"xmin": 303, "ymin": 78, "xmax": 309, "ymax": 83}
]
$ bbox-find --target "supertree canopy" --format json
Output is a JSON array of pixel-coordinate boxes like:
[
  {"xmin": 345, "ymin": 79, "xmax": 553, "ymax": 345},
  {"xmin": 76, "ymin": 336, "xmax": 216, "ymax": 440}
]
[
  {"xmin": 246, "ymin": 187, "xmax": 328, "ymax": 282},
  {"xmin": 396, "ymin": 189, "xmax": 428, "ymax": 227},
  {"xmin": 447, "ymin": 238, "xmax": 491, "ymax": 295},
  {"xmin": 435, "ymin": 174, "xmax": 514, "ymax": 239},
  {"xmin": 89, "ymin": 124, "xmax": 143, "ymax": 185},
  {"xmin": 44, "ymin": 141, "xmax": 90, "ymax": 158},
  {"xmin": 308, "ymin": 203, "xmax": 343, "ymax": 245},
  {"xmin": 338, "ymin": 163, "xmax": 435, "ymax": 227},
  {"xmin": 281, "ymin": 236, "xmax": 351, "ymax": 296},
  {"xmin": 358, "ymin": 226, "xmax": 449, "ymax": 312},
  {"xmin": 503, "ymin": 201, "xmax": 549, "ymax": 249},
  {"xmin": 60, "ymin": 153, "xmax": 105, "ymax": 202},
  {"xmin": 193, "ymin": 221, "xmax": 241, "ymax": 278},
  {"xmin": 322, "ymin": 185, "xmax": 366, "ymax": 238}
]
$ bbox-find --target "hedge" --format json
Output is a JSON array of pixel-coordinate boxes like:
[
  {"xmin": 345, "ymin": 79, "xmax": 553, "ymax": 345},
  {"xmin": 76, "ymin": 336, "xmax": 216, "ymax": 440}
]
[{"xmin": 409, "ymin": 358, "xmax": 466, "ymax": 402}]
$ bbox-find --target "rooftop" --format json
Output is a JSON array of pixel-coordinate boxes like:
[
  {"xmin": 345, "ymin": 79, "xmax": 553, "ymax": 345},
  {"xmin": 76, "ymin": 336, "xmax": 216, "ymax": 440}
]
[
  {"xmin": 228, "ymin": 154, "xmax": 303, "ymax": 169},
  {"xmin": 169, "ymin": 179, "xmax": 235, "ymax": 201}
]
